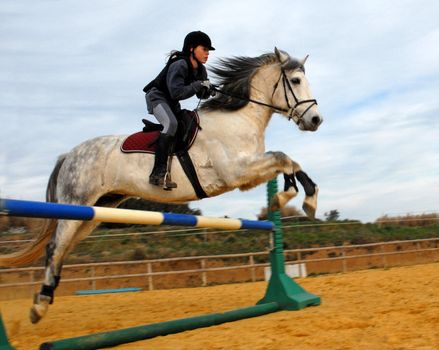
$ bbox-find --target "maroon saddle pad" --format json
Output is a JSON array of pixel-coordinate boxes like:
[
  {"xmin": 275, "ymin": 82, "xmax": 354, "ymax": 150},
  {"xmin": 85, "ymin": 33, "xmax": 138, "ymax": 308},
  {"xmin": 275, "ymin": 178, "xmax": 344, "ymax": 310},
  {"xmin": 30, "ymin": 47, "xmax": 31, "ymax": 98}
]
[{"xmin": 121, "ymin": 110, "xmax": 200, "ymax": 154}]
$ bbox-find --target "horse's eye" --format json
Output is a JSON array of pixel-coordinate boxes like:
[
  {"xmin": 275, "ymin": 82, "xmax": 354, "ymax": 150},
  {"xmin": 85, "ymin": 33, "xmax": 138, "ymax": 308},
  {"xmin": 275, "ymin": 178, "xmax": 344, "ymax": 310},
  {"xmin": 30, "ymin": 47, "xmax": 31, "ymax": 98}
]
[{"xmin": 291, "ymin": 77, "xmax": 301, "ymax": 85}]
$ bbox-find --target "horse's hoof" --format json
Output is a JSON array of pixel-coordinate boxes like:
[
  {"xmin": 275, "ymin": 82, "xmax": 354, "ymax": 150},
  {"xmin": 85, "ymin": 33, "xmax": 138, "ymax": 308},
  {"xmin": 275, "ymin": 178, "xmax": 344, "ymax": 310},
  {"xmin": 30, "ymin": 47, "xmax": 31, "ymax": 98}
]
[
  {"xmin": 270, "ymin": 195, "xmax": 281, "ymax": 212},
  {"xmin": 270, "ymin": 187, "xmax": 298, "ymax": 212},
  {"xmin": 302, "ymin": 187, "xmax": 318, "ymax": 219},
  {"xmin": 302, "ymin": 202, "xmax": 316, "ymax": 220},
  {"xmin": 30, "ymin": 294, "xmax": 51, "ymax": 324},
  {"xmin": 30, "ymin": 304, "xmax": 46, "ymax": 324}
]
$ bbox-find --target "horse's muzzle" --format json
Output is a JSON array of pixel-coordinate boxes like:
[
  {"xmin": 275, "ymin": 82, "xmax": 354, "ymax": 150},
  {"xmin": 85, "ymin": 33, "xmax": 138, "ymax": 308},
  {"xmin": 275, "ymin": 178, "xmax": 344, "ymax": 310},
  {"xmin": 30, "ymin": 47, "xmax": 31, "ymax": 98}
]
[{"xmin": 301, "ymin": 114, "xmax": 323, "ymax": 131}]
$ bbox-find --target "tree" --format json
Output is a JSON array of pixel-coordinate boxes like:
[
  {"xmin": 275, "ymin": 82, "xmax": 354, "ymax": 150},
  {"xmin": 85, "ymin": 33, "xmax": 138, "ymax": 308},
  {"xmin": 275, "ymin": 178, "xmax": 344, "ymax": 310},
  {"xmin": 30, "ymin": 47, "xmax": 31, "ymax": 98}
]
[
  {"xmin": 324, "ymin": 209, "xmax": 340, "ymax": 222},
  {"xmin": 257, "ymin": 205, "xmax": 304, "ymax": 220},
  {"xmin": 118, "ymin": 198, "xmax": 201, "ymax": 215}
]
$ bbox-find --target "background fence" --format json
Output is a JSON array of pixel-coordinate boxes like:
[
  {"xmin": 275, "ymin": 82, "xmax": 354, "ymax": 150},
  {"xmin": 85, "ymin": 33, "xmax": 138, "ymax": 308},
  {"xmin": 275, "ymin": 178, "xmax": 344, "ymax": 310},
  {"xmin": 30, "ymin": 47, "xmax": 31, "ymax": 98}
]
[{"xmin": 0, "ymin": 237, "xmax": 437, "ymax": 300}]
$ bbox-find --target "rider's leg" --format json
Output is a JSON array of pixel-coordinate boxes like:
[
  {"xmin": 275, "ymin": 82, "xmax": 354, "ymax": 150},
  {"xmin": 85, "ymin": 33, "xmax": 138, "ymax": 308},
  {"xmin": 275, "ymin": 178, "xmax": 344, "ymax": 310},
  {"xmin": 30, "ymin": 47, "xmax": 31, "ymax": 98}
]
[
  {"xmin": 151, "ymin": 103, "xmax": 178, "ymax": 137},
  {"xmin": 149, "ymin": 103, "xmax": 178, "ymax": 188}
]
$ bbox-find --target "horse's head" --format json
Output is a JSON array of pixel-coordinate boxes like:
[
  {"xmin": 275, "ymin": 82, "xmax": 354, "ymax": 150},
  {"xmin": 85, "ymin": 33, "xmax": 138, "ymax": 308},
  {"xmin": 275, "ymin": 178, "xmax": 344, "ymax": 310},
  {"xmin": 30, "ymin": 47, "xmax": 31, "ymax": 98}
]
[
  {"xmin": 200, "ymin": 49, "xmax": 323, "ymax": 132},
  {"xmin": 272, "ymin": 47, "xmax": 323, "ymax": 132}
]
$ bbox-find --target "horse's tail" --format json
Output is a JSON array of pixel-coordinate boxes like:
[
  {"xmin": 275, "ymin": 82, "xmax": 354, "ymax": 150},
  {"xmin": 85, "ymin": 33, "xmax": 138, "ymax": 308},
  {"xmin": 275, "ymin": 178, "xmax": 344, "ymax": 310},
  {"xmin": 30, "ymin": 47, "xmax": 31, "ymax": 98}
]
[{"xmin": 0, "ymin": 155, "xmax": 66, "ymax": 267}]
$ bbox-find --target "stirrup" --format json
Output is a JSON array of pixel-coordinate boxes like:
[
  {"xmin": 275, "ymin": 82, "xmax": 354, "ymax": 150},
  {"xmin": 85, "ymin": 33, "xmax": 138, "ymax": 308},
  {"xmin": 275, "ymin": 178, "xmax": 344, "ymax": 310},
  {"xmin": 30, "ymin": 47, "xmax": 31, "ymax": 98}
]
[{"xmin": 163, "ymin": 172, "xmax": 177, "ymax": 191}]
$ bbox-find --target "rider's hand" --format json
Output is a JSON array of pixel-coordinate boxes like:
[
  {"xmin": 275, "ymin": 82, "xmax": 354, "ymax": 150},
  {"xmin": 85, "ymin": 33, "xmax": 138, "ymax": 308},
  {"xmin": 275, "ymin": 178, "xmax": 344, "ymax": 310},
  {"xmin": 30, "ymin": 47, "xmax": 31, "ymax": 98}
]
[
  {"xmin": 191, "ymin": 80, "xmax": 206, "ymax": 93},
  {"xmin": 200, "ymin": 80, "xmax": 212, "ymax": 89},
  {"xmin": 202, "ymin": 81, "xmax": 217, "ymax": 96},
  {"xmin": 193, "ymin": 80, "xmax": 216, "ymax": 98}
]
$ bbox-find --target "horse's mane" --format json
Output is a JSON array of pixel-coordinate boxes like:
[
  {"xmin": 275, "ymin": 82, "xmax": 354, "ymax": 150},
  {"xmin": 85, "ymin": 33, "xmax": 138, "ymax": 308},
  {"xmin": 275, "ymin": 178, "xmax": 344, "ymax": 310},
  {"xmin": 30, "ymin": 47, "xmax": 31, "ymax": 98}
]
[{"xmin": 200, "ymin": 52, "xmax": 304, "ymax": 112}]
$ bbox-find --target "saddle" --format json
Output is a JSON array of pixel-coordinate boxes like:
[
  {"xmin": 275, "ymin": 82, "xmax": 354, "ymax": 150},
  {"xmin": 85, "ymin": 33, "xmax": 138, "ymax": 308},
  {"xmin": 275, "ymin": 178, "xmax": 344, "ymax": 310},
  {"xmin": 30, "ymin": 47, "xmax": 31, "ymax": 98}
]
[
  {"xmin": 121, "ymin": 110, "xmax": 200, "ymax": 154},
  {"xmin": 121, "ymin": 110, "xmax": 207, "ymax": 199}
]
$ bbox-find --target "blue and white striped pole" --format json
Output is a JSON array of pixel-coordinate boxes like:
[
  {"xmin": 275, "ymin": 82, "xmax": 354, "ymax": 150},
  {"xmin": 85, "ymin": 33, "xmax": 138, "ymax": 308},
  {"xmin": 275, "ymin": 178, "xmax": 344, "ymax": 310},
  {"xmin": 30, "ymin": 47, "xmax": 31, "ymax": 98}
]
[{"xmin": 0, "ymin": 198, "xmax": 273, "ymax": 231}]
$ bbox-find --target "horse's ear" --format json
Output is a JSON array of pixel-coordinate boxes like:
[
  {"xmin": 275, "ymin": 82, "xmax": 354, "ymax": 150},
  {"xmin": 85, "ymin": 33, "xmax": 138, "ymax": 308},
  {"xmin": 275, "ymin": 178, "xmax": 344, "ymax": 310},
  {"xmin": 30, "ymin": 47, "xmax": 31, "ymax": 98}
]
[
  {"xmin": 300, "ymin": 54, "xmax": 309, "ymax": 66},
  {"xmin": 274, "ymin": 47, "xmax": 290, "ymax": 66}
]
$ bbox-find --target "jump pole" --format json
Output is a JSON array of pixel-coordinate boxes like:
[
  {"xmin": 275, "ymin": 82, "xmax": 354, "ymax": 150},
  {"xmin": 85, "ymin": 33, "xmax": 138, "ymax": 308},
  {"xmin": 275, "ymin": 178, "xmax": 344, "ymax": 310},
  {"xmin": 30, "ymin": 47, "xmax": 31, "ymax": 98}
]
[
  {"xmin": 0, "ymin": 178, "xmax": 320, "ymax": 350},
  {"xmin": 39, "ymin": 303, "xmax": 279, "ymax": 350},
  {"xmin": 0, "ymin": 199, "xmax": 273, "ymax": 231}
]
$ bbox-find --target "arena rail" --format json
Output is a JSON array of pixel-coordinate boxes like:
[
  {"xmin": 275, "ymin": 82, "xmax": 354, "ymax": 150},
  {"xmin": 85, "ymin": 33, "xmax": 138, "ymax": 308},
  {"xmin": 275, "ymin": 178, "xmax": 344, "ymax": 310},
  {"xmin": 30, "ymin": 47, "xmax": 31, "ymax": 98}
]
[
  {"xmin": 0, "ymin": 179, "xmax": 321, "ymax": 350},
  {"xmin": 1, "ymin": 238, "xmax": 437, "ymax": 295}
]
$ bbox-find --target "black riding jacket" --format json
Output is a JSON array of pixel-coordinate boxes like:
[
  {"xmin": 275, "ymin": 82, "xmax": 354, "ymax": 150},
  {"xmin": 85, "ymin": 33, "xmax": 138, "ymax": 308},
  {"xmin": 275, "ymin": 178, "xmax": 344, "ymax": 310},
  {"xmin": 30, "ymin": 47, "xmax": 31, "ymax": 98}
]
[{"xmin": 144, "ymin": 53, "xmax": 209, "ymax": 113}]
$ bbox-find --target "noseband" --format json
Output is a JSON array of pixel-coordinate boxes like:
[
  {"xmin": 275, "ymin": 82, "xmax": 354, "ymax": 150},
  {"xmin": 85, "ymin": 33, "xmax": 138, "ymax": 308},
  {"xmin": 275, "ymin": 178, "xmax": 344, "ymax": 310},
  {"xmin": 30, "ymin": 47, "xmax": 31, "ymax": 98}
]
[{"xmin": 211, "ymin": 68, "xmax": 317, "ymax": 126}]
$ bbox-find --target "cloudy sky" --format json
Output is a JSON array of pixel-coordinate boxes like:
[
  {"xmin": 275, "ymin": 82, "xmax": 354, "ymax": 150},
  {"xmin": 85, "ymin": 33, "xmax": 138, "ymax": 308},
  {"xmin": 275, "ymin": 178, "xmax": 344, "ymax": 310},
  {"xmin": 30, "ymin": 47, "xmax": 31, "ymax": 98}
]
[{"xmin": 1, "ymin": 0, "xmax": 438, "ymax": 222}]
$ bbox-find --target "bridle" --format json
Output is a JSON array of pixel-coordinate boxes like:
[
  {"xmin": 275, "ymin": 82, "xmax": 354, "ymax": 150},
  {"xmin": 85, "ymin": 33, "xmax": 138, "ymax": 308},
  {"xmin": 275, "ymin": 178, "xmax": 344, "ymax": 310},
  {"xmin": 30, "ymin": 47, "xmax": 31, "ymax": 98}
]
[
  {"xmin": 211, "ymin": 67, "xmax": 317, "ymax": 126},
  {"xmin": 273, "ymin": 69, "xmax": 318, "ymax": 125}
]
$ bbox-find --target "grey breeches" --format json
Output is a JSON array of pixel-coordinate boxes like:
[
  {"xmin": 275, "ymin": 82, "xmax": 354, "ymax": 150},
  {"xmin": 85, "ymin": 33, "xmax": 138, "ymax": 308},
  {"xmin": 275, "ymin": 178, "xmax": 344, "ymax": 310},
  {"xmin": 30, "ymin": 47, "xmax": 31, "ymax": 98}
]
[{"xmin": 145, "ymin": 95, "xmax": 178, "ymax": 136}]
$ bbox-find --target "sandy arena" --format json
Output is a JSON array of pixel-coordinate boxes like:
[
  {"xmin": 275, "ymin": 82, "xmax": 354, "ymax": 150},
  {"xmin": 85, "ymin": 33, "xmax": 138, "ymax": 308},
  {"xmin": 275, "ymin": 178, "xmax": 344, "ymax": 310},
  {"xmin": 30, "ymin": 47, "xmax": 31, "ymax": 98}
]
[{"xmin": 1, "ymin": 263, "xmax": 438, "ymax": 350}]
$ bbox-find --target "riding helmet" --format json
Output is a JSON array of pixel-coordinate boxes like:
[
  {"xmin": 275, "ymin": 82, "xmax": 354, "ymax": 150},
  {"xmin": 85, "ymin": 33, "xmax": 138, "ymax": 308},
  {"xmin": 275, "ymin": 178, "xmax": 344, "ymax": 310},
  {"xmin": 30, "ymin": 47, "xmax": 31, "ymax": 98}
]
[{"xmin": 182, "ymin": 31, "xmax": 215, "ymax": 54}]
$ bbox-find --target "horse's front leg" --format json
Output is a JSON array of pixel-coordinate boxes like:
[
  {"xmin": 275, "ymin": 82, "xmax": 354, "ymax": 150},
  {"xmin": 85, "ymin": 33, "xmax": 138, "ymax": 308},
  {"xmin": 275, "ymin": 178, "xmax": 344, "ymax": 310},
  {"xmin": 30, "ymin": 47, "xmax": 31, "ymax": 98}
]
[
  {"xmin": 293, "ymin": 164, "xmax": 319, "ymax": 219},
  {"xmin": 229, "ymin": 152, "xmax": 318, "ymax": 219},
  {"xmin": 269, "ymin": 160, "xmax": 319, "ymax": 218},
  {"xmin": 224, "ymin": 151, "xmax": 299, "ymax": 209},
  {"xmin": 232, "ymin": 151, "xmax": 293, "ymax": 188},
  {"xmin": 279, "ymin": 163, "xmax": 319, "ymax": 219},
  {"xmin": 269, "ymin": 172, "xmax": 299, "ymax": 212}
]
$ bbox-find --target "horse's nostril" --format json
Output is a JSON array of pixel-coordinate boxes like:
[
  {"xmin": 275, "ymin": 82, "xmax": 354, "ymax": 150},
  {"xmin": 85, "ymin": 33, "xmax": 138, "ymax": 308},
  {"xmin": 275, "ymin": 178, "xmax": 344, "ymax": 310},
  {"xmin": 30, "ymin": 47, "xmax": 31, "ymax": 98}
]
[{"xmin": 311, "ymin": 116, "xmax": 321, "ymax": 125}]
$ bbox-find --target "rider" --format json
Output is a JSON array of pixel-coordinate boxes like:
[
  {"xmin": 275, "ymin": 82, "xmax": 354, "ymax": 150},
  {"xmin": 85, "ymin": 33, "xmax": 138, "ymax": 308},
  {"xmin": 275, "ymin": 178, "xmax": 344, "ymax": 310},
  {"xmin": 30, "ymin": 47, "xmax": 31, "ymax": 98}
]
[{"xmin": 143, "ymin": 31, "xmax": 215, "ymax": 189}]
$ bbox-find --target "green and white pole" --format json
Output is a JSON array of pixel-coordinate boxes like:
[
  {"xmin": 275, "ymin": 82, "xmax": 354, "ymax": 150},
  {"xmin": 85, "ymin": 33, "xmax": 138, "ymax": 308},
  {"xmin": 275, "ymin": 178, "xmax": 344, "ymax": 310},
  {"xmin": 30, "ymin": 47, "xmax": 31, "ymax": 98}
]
[
  {"xmin": 0, "ymin": 314, "xmax": 15, "ymax": 350},
  {"xmin": 257, "ymin": 177, "xmax": 321, "ymax": 309}
]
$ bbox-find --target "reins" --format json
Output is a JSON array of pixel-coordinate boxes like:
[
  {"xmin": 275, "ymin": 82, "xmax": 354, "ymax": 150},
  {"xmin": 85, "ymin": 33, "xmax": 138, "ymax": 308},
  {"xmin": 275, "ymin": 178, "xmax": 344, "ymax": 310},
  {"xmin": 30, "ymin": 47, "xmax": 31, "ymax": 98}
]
[
  {"xmin": 210, "ymin": 68, "xmax": 317, "ymax": 126},
  {"xmin": 211, "ymin": 85, "xmax": 288, "ymax": 114}
]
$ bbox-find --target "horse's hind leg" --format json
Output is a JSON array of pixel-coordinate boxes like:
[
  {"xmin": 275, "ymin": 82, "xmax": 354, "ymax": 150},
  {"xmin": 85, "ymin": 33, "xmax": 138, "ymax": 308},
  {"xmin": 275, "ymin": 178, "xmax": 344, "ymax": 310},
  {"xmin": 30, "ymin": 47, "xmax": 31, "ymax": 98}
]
[{"xmin": 30, "ymin": 219, "xmax": 98, "ymax": 323}]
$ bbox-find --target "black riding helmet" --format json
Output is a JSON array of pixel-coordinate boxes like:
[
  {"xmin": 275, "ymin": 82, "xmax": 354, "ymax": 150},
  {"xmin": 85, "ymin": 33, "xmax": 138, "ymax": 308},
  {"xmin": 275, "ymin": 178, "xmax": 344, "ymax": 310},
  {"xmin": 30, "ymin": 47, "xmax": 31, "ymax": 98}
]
[{"xmin": 182, "ymin": 31, "xmax": 215, "ymax": 54}]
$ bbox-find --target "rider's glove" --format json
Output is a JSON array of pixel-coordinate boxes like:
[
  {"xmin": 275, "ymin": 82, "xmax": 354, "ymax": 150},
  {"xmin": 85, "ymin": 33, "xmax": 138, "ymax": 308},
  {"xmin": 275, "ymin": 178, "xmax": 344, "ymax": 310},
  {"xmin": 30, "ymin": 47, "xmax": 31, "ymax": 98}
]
[
  {"xmin": 200, "ymin": 80, "xmax": 212, "ymax": 89},
  {"xmin": 193, "ymin": 80, "xmax": 216, "ymax": 98},
  {"xmin": 192, "ymin": 80, "xmax": 207, "ymax": 93},
  {"xmin": 201, "ymin": 80, "xmax": 216, "ymax": 96}
]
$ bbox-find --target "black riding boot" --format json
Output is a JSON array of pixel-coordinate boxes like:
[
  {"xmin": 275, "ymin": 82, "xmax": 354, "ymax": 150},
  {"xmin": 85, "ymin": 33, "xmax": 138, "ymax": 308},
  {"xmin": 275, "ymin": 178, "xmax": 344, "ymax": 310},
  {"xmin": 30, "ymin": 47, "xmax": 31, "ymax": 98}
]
[{"xmin": 149, "ymin": 133, "xmax": 177, "ymax": 189}]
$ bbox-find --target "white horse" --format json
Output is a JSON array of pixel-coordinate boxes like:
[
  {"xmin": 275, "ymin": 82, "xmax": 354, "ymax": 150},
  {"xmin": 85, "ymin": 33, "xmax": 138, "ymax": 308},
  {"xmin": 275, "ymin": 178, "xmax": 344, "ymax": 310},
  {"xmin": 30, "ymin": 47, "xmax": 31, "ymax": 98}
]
[{"xmin": 0, "ymin": 48, "xmax": 322, "ymax": 323}]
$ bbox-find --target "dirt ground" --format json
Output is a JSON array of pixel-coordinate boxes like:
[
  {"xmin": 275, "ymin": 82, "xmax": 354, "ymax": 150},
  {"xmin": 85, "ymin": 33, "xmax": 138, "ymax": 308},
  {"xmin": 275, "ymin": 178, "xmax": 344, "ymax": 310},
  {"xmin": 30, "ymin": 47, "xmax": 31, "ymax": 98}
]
[{"xmin": 1, "ymin": 263, "xmax": 438, "ymax": 350}]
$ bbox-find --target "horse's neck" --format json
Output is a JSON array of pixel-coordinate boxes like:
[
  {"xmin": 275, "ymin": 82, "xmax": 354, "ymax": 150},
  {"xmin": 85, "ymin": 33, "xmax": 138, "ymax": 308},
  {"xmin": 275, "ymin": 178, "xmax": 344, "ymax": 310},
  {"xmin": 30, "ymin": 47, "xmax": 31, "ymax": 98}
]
[
  {"xmin": 198, "ymin": 64, "xmax": 278, "ymax": 151},
  {"xmin": 237, "ymin": 64, "xmax": 278, "ymax": 133},
  {"xmin": 200, "ymin": 98, "xmax": 272, "ymax": 147}
]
